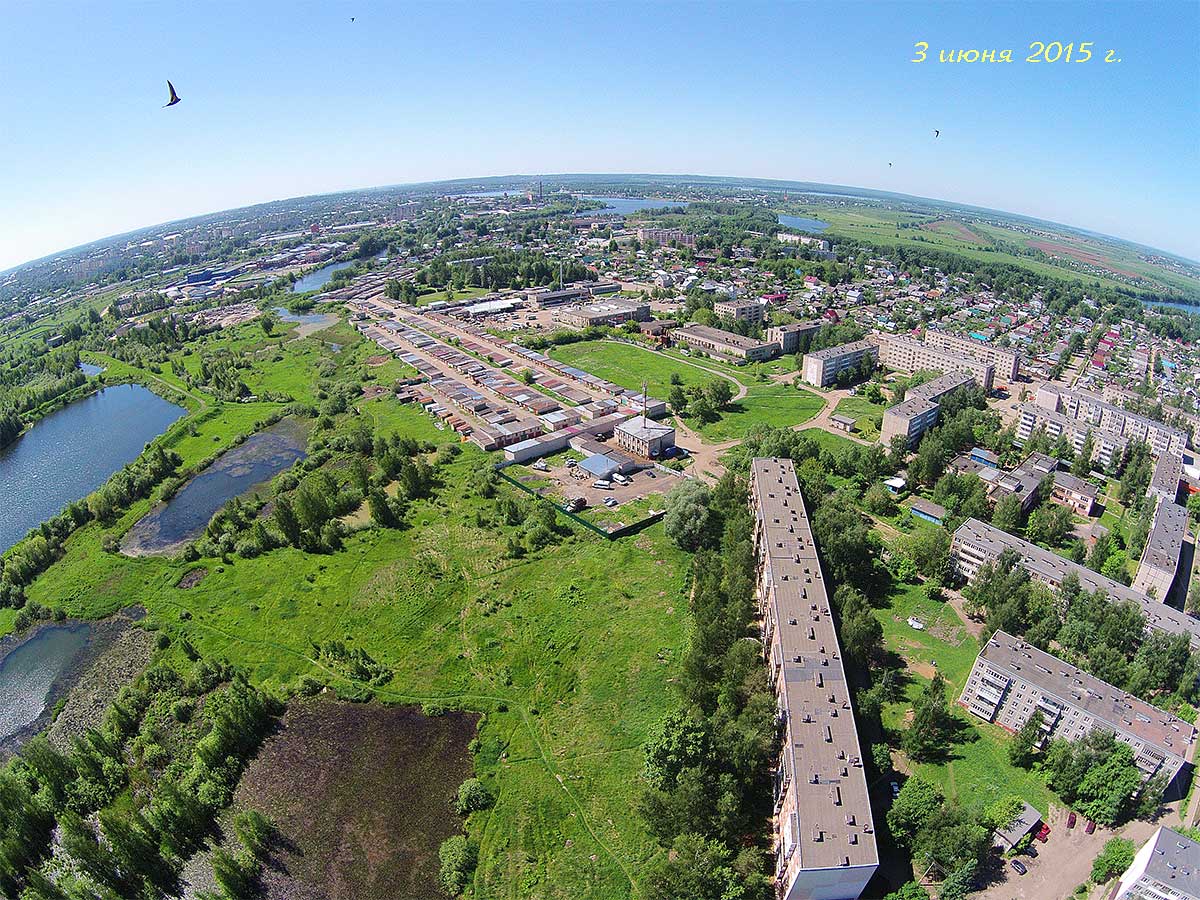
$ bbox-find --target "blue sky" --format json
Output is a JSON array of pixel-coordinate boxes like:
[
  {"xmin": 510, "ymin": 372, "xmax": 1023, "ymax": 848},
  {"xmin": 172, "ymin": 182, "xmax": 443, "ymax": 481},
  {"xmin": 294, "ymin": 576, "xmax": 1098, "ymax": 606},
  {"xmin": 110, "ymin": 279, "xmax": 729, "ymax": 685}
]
[{"xmin": 1, "ymin": 0, "xmax": 1197, "ymax": 270}]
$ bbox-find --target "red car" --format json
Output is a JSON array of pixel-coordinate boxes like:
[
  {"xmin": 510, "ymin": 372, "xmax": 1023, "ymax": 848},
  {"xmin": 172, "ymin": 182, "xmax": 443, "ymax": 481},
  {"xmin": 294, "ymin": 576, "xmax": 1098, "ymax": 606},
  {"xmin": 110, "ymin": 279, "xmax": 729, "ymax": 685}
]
[
  {"xmin": 1067, "ymin": 812, "xmax": 1077, "ymax": 829},
  {"xmin": 1085, "ymin": 821, "xmax": 1096, "ymax": 834},
  {"xmin": 1036, "ymin": 824, "xmax": 1051, "ymax": 842}
]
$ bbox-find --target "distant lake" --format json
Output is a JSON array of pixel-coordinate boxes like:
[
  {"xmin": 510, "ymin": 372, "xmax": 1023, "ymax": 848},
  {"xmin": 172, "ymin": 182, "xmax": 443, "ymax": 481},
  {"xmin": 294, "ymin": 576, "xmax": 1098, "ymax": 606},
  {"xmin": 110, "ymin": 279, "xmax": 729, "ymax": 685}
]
[
  {"xmin": 0, "ymin": 385, "xmax": 185, "ymax": 552},
  {"xmin": 78, "ymin": 362, "xmax": 104, "ymax": 376},
  {"xmin": 121, "ymin": 417, "xmax": 308, "ymax": 556},
  {"xmin": 778, "ymin": 214, "xmax": 831, "ymax": 232},
  {"xmin": 274, "ymin": 306, "xmax": 337, "ymax": 326},
  {"xmin": 292, "ymin": 259, "xmax": 356, "ymax": 293},
  {"xmin": 580, "ymin": 196, "xmax": 690, "ymax": 216},
  {"xmin": 1144, "ymin": 299, "xmax": 1199, "ymax": 314}
]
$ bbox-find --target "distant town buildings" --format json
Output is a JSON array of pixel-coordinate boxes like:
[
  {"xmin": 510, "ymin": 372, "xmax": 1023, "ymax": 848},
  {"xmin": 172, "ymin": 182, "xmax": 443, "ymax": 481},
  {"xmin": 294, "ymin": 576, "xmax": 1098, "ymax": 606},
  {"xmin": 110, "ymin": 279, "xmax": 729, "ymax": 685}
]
[
  {"xmin": 960, "ymin": 632, "xmax": 1195, "ymax": 788},
  {"xmin": 635, "ymin": 227, "xmax": 696, "ymax": 248},
  {"xmin": 750, "ymin": 458, "xmax": 877, "ymax": 900},
  {"xmin": 553, "ymin": 299, "xmax": 650, "ymax": 328}
]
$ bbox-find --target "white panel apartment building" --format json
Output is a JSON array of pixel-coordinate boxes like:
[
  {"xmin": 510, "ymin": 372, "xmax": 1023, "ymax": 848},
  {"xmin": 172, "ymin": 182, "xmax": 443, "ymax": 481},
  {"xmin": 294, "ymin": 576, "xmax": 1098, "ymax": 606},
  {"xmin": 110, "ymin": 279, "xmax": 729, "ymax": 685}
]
[
  {"xmin": 1113, "ymin": 826, "xmax": 1200, "ymax": 900},
  {"xmin": 801, "ymin": 340, "xmax": 879, "ymax": 388},
  {"xmin": 875, "ymin": 333, "xmax": 995, "ymax": 392},
  {"xmin": 924, "ymin": 329, "xmax": 1021, "ymax": 383},
  {"xmin": 751, "ymin": 459, "xmax": 878, "ymax": 900},
  {"xmin": 950, "ymin": 518, "xmax": 1200, "ymax": 649},
  {"xmin": 1016, "ymin": 402, "xmax": 1128, "ymax": 470},
  {"xmin": 961, "ymin": 632, "xmax": 1195, "ymax": 787},
  {"xmin": 1036, "ymin": 386, "xmax": 1188, "ymax": 457}
]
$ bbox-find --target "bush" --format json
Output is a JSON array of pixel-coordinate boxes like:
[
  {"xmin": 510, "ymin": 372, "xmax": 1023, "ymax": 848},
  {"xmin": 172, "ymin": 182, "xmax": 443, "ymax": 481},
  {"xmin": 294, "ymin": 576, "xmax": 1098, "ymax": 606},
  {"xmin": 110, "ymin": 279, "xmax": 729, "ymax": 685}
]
[
  {"xmin": 455, "ymin": 778, "xmax": 493, "ymax": 815},
  {"xmin": 438, "ymin": 834, "xmax": 477, "ymax": 895},
  {"xmin": 1092, "ymin": 837, "xmax": 1135, "ymax": 882}
]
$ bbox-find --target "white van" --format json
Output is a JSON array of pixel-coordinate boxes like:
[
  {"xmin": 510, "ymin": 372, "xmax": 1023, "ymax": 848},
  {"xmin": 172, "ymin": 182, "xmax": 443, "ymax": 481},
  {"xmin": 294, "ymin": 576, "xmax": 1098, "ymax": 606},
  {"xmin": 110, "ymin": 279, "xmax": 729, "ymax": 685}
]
[
  {"xmin": 612, "ymin": 473, "xmax": 629, "ymax": 485},
  {"xmin": 593, "ymin": 480, "xmax": 613, "ymax": 490}
]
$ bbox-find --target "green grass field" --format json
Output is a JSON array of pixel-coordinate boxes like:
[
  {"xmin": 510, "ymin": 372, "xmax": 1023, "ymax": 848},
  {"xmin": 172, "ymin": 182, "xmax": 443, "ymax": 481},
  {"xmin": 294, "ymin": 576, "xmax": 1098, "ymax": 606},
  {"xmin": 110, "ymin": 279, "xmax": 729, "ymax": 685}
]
[
  {"xmin": 875, "ymin": 581, "xmax": 1056, "ymax": 814},
  {"xmin": 549, "ymin": 340, "xmax": 824, "ymax": 443},
  {"xmin": 694, "ymin": 382, "xmax": 824, "ymax": 442},
  {"xmin": 832, "ymin": 396, "xmax": 886, "ymax": 440},
  {"xmin": 550, "ymin": 339, "xmax": 715, "ymax": 399}
]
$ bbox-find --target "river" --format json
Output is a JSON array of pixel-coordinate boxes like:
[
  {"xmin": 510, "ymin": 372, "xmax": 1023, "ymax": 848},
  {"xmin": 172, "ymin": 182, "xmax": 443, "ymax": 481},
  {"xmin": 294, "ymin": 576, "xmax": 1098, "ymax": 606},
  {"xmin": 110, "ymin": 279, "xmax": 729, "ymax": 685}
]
[
  {"xmin": 121, "ymin": 417, "xmax": 309, "ymax": 556},
  {"xmin": 0, "ymin": 385, "xmax": 186, "ymax": 553},
  {"xmin": 1144, "ymin": 299, "xmax": 1199, "ymax": 314},
  {"xmin": 579, "ymin": 196, "xmax": 689, "ymax": 215}
]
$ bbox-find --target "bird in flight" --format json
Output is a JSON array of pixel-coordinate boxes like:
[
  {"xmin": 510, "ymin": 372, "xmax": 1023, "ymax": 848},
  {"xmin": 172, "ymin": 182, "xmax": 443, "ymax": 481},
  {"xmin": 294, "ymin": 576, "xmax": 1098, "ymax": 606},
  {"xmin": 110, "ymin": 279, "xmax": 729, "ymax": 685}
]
[
  {"xmin": 163, "ymin": 80, "xmax": 181, "ymax": 108},
  {"xmin": 350, "ymin": 16, "xmax": 356, "ymax": 21},
  {"xmin": 934, "ymin": 129, "xmax": 940, "ymax": 138},
  {"xmin": 888, "ymin": 162, "xmax": 893, "ymax": 168}
]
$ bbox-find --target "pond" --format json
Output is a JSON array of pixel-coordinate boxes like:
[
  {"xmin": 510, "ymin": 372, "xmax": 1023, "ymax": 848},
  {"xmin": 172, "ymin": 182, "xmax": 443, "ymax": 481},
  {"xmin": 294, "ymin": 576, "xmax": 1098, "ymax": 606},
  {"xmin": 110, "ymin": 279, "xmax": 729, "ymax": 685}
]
[
  {"xmin": 121, "ymin": 417, "xmax": 309, "ymax": 556},
  {"xmin": 0, "ymin": 384, "xmax": 186, "ymax": 553},
  {"xmin": 0, "ymin": 623, "xmax": 90, "ymax": 751},
  {"xmin": 291, "ymin": 259, "xmax": 357, "ymax": 293},
  {"xmin": 778, "ymin": 214, "xmax": 831, "ymax": 232},
  {"xmin": 78, "ymin": 361, "xmax": 105, "ymax": 376}
]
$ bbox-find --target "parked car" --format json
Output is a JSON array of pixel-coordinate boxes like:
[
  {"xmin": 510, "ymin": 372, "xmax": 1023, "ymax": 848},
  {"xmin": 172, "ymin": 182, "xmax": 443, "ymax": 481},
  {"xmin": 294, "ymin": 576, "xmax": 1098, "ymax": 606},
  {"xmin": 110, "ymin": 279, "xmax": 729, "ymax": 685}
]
[
  {"xmin": 1067, "ymin": 811, "xmax": 1077, "ymax": 829},
  {"xmin": 1085, "ymin": 820, "xmax": 1096, "ymax": 834},
  {"xmin": 1036, "ymin": 824, "xmax": 1050, "ymax": 842},
  {"xmin": 889, "ymin": 781, "xmax": 900, "ymax": 799},
  {"xmin": 604, "ymin": 497, "xmax": 618, "ymax": 508},
  {"xmin": 1026, "ymin": 845, "xmax": 1038, "ymax": 858},
  {"xmin": 1010, "ymin": 859, "xmax": 1027, "ymax": 876}
]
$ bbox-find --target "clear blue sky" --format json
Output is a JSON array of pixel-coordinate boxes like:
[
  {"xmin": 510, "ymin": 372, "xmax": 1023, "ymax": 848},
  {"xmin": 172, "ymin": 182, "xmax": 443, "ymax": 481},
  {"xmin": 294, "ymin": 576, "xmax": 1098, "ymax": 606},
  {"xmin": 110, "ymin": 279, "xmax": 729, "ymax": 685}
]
[{"xmin": 1, "ymin": 0, "xmax": 1197, "ymax": 270}]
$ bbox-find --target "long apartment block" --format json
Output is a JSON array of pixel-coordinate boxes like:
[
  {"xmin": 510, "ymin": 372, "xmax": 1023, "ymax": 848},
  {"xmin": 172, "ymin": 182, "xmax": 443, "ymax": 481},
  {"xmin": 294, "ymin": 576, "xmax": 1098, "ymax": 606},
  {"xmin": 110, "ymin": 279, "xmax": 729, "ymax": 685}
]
[
  {"xmin": 1016, "ymin": 402, "xmax": 1128, "ymax": 469},
  {"xmin": 880, "ymin": 371, "xmax": 975, "ymax": 448},
  {"xmin": 673, "ymin": 323, "xmax": 780, "ymax": 363},
  {"xmin": 801, "ymin": 340, "xmax": 878, "ymax": 388},
  {"xmin": 924, "ymin": 329, "xmax": 1021, "ymax": 382},
  {"xmin": 875, "ymin": 333, "xmax": 995, "ymax": 392},
  {"xmin": 751, "ymin": 458, "xmax": 878, "ymax": 900},
  {"xmin": 961, "ymin": 631, "xmax": 1195, "ymax": 787},
  {"xmin": 1132, "ymin": 498, "xmax": 1190, "ymax": 601},
  {"xmin": 950, "ymin": 518, "xmax": 1200, "ymax": 648},
  {"xmin": 1036, "ymin": 386, "xmax": 1188, "ymax": 457}
]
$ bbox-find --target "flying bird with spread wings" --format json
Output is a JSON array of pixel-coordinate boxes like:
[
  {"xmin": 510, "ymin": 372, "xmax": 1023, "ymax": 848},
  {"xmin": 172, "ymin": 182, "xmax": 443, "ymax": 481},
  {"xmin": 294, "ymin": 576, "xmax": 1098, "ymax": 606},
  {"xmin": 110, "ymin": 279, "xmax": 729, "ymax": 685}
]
[
  {"xmin": 163, "ymin": 80, "xmax": 181, "ymax": 108},
  {"xmin": 934, "ymin": 129, "xmax": 940, "ymax": 138}
]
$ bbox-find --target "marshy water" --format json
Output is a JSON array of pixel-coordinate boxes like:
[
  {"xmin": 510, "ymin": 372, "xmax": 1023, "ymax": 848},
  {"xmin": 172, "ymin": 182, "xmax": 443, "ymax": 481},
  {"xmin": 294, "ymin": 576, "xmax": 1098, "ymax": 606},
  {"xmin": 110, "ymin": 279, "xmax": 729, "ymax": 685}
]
[
  {"xmin": 0, "ymin": 611, "xmax": 142, "ymax": 756},
  {"xmin": 121, "ymin": 417, "xmax": 308, "ymax": 556}
]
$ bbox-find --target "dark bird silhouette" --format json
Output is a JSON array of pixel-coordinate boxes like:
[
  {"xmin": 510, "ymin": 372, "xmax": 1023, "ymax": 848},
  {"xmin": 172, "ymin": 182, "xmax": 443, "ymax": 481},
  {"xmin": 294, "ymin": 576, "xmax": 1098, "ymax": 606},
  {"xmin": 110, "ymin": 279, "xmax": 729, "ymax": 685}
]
[
  {"xmin": 350, "ymin": 16, "xmax": 355, "ymax": 21},
  {"xmin": 163, "ymin": 80, "xmax": 181, "ymax": 108},
  {"xmin": 934, "ymin": 129, "xmax": 940, "ymax": 138},
  {"xmin": 888, "ymin": 162, "xmax": 893, "ymax": 167}
]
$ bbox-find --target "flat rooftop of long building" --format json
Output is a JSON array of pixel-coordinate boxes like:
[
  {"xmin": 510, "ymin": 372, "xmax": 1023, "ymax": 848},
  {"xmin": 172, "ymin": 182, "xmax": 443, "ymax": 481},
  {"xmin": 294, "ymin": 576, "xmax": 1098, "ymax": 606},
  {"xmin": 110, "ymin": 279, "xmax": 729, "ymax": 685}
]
[
  {"xmin": 673, "ymin": 323, "xmax": 775, "ymax": 351},
  {"xmin": 1052, "ymin": 470, "xmax": 1099, "ymax": 498},
  {"xmin": 1141, "ymin": 827, "xmax": 1200, "ymax": 896},
  {"xmin": 977, "ymin": 631, "xmax": 1194, "ymax": 759},
  {"xmin": 953, "ymin": 518, "xmax": 1200, "ymax": 646},
  {"xmin": 770, "ymin": 319, "xmax": 824, "ymax": 333},
  {"xmin": 1141, "ymin": 499, "xmax": 1189, "ymax": 575},
  {"xmin": 1152, "ymin": 453, "xmax": 1185, "ymax": 499},
  {"xmin": 804, "ymin": 339, "xmax": 877, "ymax": 360},
  {"xmin": 1043, "ymin": 386, "xmax": 1189, "ymax": 442},
  {"xmin": 907, "ymin": 370, "xmax": 975, "ymax": 402},
  {"xmin": 750, "ymin": 458, "xmax": 878, "ymax": 873}
]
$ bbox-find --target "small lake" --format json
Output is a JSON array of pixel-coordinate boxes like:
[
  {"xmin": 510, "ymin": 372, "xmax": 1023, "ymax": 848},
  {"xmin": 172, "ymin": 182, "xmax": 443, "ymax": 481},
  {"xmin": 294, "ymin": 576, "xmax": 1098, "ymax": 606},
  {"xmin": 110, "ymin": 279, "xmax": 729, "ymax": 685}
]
[
  {"xmin": 0, "ymin": 385, "xmax": 185, "ymax": 553},
  {"xmin": 1144, "ymin": 299, "xmax": 1199, "ymax": 314},
  {"xmin": 78, "ymin": 362, "xmax": 105, "ymax": 376},
  {"xmin": 121, "ymin": 418, "xmax": 308, "ymax": 556},
  {"xmin": 0, "ymin": 623, "xmax": 90, "ymax": 752},
  {"xmin": 292, "ymin": 259, "xmax": 357, "ymax": 293},
  {"xmin": 580, "ymin": 196, "xmax": 690, "ymax": 216},
  {"xmin": 778, "ymin": 214, "xmax": 831, "ymax": 232},
  {"xmin": 274, "ymin": 306, "xmax": 337, "ymax": 326}
]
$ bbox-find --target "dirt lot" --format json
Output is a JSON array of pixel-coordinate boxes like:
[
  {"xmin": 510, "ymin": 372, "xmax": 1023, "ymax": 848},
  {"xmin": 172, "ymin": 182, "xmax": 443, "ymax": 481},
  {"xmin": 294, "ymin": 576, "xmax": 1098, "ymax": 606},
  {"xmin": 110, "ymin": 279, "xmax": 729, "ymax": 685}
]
[
  {"xmin": 511, "ymin": 458, "xmax": 681, "ymax": 524},
  {"xmin": 1029, "ymin": 240, "xmax": 1140, "ymax": 279},
  {"xmin": 920, "ymin": 219, "xmax": 989, "ymax": 245},
  {"xmin": 971, "ymin": 804, "xmax": 1164, "ymax": 900},
  {"xmin": 231, "ymin": 699, "xmax": 479, "ymax": 900}
]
